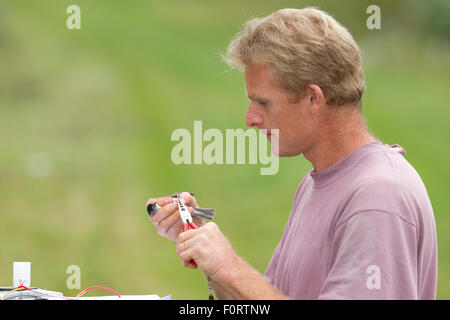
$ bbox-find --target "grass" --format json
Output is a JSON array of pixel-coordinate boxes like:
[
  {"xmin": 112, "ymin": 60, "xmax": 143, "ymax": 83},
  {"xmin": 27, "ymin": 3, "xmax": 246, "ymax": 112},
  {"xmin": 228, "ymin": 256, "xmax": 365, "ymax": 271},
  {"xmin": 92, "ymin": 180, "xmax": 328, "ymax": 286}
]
[{"xmin": 0, "ymin": 0, "xmax": 449, "ymax": 299}]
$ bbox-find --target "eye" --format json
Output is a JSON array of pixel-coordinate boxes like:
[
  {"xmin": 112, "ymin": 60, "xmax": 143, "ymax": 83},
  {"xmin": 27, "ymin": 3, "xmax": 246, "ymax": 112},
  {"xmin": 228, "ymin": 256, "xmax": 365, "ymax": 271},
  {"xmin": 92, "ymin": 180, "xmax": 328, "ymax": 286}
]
[{"xmin": 258, "ymin": 100, "xmax": 268, "ymax": 107}]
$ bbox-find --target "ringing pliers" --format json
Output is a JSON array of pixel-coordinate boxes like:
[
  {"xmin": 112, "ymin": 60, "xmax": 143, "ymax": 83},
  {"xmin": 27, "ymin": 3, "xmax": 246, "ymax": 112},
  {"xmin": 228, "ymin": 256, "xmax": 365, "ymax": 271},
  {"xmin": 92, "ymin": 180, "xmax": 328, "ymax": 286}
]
[{"xmin": 173, "ymin": 193, "xmax": 199, "ymax": 265}]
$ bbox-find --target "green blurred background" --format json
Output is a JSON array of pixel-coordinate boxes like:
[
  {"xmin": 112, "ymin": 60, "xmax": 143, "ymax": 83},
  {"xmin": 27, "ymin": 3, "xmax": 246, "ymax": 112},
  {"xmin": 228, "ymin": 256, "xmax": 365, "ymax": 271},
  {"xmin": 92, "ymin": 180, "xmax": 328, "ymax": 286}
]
[{"xmin": 1, "ymin": 0, "xmax": 449, "ymax": 299}]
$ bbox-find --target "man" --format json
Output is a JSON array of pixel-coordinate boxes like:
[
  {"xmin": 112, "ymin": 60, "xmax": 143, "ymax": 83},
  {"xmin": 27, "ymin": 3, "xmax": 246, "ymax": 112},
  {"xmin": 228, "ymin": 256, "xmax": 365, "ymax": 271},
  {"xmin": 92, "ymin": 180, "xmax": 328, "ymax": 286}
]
[{"xmin": 146, "ymin": 8, "xmax": 437, "ymax": 299}]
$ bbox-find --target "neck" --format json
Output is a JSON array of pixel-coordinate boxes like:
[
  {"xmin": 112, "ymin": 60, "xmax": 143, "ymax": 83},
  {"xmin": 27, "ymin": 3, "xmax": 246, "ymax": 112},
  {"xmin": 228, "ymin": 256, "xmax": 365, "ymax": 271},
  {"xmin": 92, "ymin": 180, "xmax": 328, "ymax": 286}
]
[{"xmin": 303, "ymin": 108, "xmax": 376, "ymax": 172}]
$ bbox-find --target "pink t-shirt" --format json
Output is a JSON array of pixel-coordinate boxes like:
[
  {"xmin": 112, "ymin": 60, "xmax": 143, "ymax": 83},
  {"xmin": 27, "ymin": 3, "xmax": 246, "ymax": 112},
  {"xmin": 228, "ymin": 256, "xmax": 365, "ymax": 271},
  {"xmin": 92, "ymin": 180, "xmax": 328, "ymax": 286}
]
[{"xmin": 265, "ymin": 141, "xmax": 437, "ymax": 299}]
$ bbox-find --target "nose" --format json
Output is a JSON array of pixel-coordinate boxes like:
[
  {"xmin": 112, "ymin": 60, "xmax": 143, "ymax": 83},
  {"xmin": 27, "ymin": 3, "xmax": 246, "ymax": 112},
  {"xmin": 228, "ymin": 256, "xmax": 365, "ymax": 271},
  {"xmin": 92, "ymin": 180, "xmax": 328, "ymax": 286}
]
[{"xmin": 245, "ymin": 105, "xmax": 264, "ymax": 128}]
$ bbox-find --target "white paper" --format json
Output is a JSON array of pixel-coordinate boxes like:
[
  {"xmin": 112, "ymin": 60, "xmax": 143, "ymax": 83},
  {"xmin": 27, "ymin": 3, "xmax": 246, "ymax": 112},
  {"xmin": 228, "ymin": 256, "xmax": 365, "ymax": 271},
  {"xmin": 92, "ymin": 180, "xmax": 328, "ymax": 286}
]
[{"xmin": 13, "ymin": 262, "xmax": 31, "ymax": 287}]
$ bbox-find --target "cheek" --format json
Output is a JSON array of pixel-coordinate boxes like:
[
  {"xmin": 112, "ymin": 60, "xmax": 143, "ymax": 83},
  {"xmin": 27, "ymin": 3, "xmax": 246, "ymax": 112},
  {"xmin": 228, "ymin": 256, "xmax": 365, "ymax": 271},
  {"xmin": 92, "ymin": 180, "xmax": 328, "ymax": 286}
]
[{"xmin": 281, "ymin": 112, "xmax": 313, "ymax": 145}]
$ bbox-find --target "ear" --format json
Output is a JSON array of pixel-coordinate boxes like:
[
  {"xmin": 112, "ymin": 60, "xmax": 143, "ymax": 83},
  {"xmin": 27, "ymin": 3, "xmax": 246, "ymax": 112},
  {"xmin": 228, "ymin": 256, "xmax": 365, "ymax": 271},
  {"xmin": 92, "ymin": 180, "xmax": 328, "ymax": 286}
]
[{"xmin": 306, "ymin": 84, "xmax": 326, "ymax": 108}]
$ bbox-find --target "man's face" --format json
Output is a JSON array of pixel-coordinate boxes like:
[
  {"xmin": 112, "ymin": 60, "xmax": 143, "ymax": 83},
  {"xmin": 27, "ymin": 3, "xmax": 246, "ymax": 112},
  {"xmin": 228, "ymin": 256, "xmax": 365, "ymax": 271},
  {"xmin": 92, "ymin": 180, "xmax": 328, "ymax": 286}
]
[{"xmin": 244, "ymin": 63, "xmax": 319, "ymax": 157}]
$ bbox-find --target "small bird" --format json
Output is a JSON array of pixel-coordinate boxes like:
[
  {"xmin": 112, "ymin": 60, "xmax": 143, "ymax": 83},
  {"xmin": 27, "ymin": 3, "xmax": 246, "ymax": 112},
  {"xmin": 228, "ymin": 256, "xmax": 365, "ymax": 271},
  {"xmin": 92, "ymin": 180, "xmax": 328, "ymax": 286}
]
[{"xmin": 146, "ymin": 192, "xmax": 215, "ymax": 221}]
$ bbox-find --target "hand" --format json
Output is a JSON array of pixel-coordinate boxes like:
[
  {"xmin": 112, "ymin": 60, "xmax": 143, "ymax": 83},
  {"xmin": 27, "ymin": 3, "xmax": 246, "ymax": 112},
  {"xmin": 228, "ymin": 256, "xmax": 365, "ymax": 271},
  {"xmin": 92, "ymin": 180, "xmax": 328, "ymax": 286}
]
[
  {"xmin": 145, "ymin": 192, "xmax": 206, "ymax": 242},
  {"xmin": 176, "ymin": 222, "xmax": 238, "ymax": 278}
]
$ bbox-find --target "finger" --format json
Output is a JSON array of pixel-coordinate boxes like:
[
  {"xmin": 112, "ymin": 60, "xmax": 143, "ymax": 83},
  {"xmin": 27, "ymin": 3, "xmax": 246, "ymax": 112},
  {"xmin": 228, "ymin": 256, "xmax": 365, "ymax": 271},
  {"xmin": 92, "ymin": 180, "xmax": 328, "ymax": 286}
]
[
  {"xmin": 183, "ymin": 260, "xmax": 197, "ymax": 269},
  {"xmin": 176, "ymin": 239, "xmax": 186, "ymax": 255},
  {"xmin": 179, "ymin": 248, "xmax": 197, "ymax": 269},
  {"xmin": 158, "ymin": 209, "xmax": 183, "ymax": 233},
  {"xmin": 180, "ymin": 192, "xmax": 199, "ymax": 208},
  {"xmin": 158, "ymin": 219, "xmax": 183, "ymax": 242},
  {"xmin": 165, "ymin": 220, "xmax": 185, "ymax": 242},
  {"xmin": 176, "ymin": 233, "xmax": 195, "ymax": 255},
  {"xmin": 177, "ymin": 228, "xmax": 198, "ymax": 245},
  {"xmin": 145, "ymin": 196, "xmax": 173, "ymax": 209},
  {"xmin": 176, "ymin": 229, "xmax": 205, "ymax": 261},
  {"xmin": 145, "ymin": 196, "xmax": 170, "ymax": 208},
  {"xmin": 151, "ymin": 201, "xmax": 178, "ymax": 224},
  {"xmin": 182, "ymin": 259, "xmax": 197, "ymax": 269}
]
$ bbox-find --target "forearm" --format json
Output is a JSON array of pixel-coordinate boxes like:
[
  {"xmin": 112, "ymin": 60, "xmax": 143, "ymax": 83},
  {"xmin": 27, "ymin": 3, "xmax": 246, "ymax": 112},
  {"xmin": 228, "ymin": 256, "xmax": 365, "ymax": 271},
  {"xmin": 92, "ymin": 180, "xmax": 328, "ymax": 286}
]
[
  {"xmin": 176, "ymin": 222, "xmax": 288, "ymax": 299},
  {"xmin": 210, "ymin": 254, "xmax": 289, "ymax": 300}
]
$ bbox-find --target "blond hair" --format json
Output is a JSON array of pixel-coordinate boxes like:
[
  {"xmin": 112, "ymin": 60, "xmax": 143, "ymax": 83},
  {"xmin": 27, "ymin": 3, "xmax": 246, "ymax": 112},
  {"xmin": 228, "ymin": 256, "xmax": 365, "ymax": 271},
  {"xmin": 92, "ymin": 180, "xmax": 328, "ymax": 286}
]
[{"xmin": 224, "ymin": 8, "xmax": 365, "ymax": 106}]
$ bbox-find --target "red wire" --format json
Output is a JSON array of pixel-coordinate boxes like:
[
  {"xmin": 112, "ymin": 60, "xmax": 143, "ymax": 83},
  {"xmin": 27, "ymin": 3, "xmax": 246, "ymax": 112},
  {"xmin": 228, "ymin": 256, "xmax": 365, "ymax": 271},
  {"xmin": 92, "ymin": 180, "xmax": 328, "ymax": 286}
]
[
  {"xmin": 76, "ymin": 286, "xmax": 121, "ymax": 298},
  {"xmin": 17, "ymin": 285, "xmax": 31, "ymax": 291}
]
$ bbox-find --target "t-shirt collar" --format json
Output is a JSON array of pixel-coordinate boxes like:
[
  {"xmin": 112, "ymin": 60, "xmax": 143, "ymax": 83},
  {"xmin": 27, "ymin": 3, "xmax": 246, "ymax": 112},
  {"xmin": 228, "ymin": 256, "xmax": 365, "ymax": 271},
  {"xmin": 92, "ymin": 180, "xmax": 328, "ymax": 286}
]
[{"xmin": 309, "ymin": 140, "xmax": 385, "ymax": 188}]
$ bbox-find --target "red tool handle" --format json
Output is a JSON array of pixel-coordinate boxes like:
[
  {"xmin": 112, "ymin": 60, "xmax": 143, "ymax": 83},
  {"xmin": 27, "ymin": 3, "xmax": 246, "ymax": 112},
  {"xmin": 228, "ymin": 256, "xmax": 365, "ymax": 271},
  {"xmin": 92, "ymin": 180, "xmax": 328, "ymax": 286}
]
[
  {"xmin": 183, "ymin": 222, "xmax": 198, "ymax": 265},
  {"xmin": 182, "ymin": 222, "xmax": 197, "ymax": 232}
]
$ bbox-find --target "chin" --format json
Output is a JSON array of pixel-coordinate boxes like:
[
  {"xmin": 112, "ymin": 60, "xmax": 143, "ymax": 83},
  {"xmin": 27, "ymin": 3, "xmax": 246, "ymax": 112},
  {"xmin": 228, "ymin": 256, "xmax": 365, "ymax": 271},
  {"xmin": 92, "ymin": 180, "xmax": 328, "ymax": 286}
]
[
  {"xmin": 269, "ymin": 134, "xmax": 302, "ymax": 157},
  {"xmin": 274, "ymin": 144, "xmax": 304, "ymax": 157},
  {"xmin": 272, "ymin": 145, "xmax": 297, "ymax": 157}
]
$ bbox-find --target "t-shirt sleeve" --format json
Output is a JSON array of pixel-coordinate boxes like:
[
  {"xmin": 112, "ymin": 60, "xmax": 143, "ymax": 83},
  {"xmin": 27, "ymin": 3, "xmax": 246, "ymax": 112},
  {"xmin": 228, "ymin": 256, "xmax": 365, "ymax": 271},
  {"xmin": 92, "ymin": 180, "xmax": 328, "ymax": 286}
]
[{"xmin": 318, "ymin": 210, "xmax": 418, "ymax": 299}]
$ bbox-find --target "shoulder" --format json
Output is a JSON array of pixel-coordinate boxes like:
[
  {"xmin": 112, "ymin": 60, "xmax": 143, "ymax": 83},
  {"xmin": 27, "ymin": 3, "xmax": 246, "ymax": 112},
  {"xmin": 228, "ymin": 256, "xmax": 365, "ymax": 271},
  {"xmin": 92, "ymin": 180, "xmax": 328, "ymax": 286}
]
[{"xmin": 339, "ymin": 143, "xmax": 432, "ymax": 228}]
